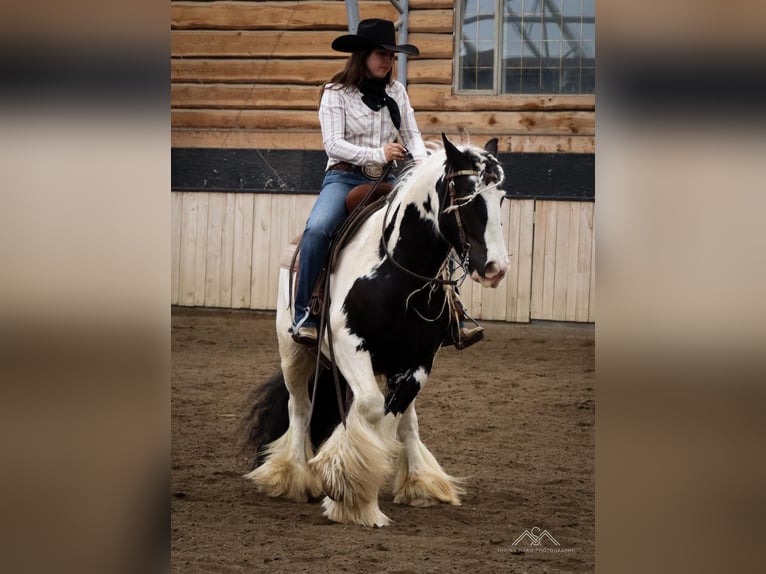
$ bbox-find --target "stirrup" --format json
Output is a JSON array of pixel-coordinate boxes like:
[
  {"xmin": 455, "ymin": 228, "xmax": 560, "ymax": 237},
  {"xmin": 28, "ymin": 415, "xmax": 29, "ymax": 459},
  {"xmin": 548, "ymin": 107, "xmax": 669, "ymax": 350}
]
[
  {"xmin": 291, "ymin": 325, "xmax": 331, "ymax": 368},
  {"xmin": 444, "ymin": 290, "xmax": 484, "ymax": 350},
  {"xmin": 291, "ymin": 325, "xmax": 319, "ymax": 347},
  {"xmin": 453, "ymin": 324, "xmax": 484, "ymax": 350},
  {"xmin": 443, "ymin": 315, "xmax": 485, "ymax": 350}
]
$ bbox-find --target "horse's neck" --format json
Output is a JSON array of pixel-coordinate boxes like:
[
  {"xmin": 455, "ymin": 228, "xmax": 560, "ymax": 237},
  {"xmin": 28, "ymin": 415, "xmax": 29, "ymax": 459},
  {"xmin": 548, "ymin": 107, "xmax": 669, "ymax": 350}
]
[{"xmin": 389, "ymin": 186, "xmax": 451, "ymax": 277}]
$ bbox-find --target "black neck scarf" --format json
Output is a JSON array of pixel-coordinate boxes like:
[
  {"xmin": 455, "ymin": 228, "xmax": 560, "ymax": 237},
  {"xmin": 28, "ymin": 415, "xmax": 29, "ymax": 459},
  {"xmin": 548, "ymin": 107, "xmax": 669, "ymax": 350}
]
[{"xmin": 359, "ymin": 76, "xmax": 401, "ymax": 130}]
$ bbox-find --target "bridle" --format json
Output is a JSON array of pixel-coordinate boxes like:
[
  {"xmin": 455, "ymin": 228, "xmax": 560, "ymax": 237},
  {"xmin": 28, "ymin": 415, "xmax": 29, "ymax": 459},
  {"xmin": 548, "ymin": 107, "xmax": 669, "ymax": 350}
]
[
  {"xmin": 442, "ymin": 168, "xmax": 482, "ymax": 267},
  {"xmin": 379, "ymin": 167, "xmax": 482, "ymax": 287}
]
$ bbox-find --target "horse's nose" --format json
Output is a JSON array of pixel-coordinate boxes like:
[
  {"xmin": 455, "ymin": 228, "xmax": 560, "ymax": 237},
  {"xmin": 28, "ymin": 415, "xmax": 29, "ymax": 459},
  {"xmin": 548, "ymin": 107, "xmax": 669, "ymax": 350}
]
[
  {"xmin": 470, "ymin": 259, "xmax": 508, "ymax": 287},
  {"xmin": 483, "ymin": 260, "xmax": 507, "ymax": 286}
]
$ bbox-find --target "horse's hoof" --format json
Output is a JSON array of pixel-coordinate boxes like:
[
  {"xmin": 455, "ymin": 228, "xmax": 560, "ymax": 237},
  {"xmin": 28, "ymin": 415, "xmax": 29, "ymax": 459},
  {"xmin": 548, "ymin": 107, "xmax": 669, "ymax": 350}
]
[
  {"xmin": 244, "ymin": 458, "xmax": 320, "ymax": 503},
  {"xmin": 393, "ymin": 473, "xmax": 464, "ymax": 507},
  {"xmin": 321, "ymin": 478, "xmax": 344, "ymax": 503},
  {"xmin": 394, "ymin": 492, "xmax": 439, "ymax": 507},
  {"xmin": 321, "ymin": 496, "xmax": 391, "ymax": 527}
]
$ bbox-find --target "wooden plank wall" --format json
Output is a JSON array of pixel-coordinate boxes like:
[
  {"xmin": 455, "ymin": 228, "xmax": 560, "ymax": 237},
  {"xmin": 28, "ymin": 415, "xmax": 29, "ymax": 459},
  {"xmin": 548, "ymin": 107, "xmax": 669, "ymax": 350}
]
[
  {"xmin": 171, "ymin": 192, "xmax": 315, "ymax": 309},
  {"xmin": 171, "ymin": 0, "xmax": 595, "ymax": 153},
  {"xmin": 530, "ymin": 201, "xmax": 595, "ymax": 322},
  {"xmin": 171, "ymin": 193, "xmax": 595, "ymax": 323}
]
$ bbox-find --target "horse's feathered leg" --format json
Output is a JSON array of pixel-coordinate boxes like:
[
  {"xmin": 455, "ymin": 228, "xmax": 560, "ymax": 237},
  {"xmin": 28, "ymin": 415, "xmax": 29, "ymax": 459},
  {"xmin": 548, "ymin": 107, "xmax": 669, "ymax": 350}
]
[
  {"xmin": 393, "ymin": 401, "xmax": 464, "ymax": 507},
  {"xmin": 245, "ymin": 270, "xmax": 322, "ymax": 502},
  {"xmin": 308, "ymin": 333, "xmax": 399, "ymax": 527}
]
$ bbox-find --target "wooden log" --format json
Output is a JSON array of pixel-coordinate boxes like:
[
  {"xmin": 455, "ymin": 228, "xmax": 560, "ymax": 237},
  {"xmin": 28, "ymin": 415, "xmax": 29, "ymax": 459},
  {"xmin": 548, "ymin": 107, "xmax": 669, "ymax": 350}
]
[
  {"xmin": 172, "ymin": 129, "xmax": 594, "ymax": 153},
  {"xmin": 172, "ymin": 108, "xmax": 594, "ymax": 135},
  {"xmin": 173, "ymin": 30, "xmax": 341, "ymax": 57},
  {"xmin": 172, "ymin": 82, "xmax": 596, "ymax": 114},
  {"xmin": 172, "ymin": 83, "xmax": 321, "ymax": 109},
  {"xmin": 406, "ymin": 59, "xmax": 453, "ymax": 84},
  {"xmin": 502, "ymin": 135, "xmax": 595, "ymax": 153},
  {"xmin": 170, "ymin": 58, "xmax": 451, "ymax": 85},
  {"xmin": 408, "ymin": 84, "xmax": 595, "ymax": 111},
  {"xmin": 409, "ymin": 0, "xmax": 455, "ymax": 8},
  {"xmin": 172, "ymin": 129, "xmax": 325, "ymax": 150},
  {"xmin": 408, "ymin": 9, "xmax": 453, "ymax": 34},
  {"xmin": 408, "ymin": 33, "xmax": 454, "ymax": 58},
  {"xmin": 171, "ymin": 58, "xmax": 345, "ymax": 84},
  {"xmin": 172, "ymin": 109, "xmax": 320, "ymax": 130},
  {"xmin": 415, "ymin": 110, "xmax": 595, "ymax": 135},
  {"xmin": 171, "ymin": 1, "xmax": 398, "ymax": 30},
  {"xmin": 172, "ymin": 30, "xmax": 453, "ymax": 58}
]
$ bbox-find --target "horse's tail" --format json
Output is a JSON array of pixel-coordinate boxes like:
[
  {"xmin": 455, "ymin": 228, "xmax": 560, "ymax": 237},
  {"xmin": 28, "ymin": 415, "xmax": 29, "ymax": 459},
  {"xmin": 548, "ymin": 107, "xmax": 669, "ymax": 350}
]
[
  {"xmin": 239, "ymin": 368, "xmax": 350, "ymax": 470},
  {"xmin": 239, "ymin": 370, "xmax": 290, "ymax": 469}
]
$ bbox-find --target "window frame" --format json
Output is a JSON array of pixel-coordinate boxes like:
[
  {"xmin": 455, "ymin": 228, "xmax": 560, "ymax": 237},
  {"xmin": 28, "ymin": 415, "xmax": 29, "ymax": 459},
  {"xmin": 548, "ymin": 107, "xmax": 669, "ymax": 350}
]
[
  {"xmin": 452, "ymin": 0, "xmax": 596, "ymax": 100},
  {"xmin": 452, "ymin": 0, "xmax": 503, "ymax": 95}
]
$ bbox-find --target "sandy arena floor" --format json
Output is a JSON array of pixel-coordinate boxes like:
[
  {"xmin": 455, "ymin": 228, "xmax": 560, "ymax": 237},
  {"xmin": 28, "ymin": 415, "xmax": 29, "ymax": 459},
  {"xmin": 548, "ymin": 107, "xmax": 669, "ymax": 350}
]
[{"xmin": 171, "ymin": 308, "xmax": 594, "ymax": 573}]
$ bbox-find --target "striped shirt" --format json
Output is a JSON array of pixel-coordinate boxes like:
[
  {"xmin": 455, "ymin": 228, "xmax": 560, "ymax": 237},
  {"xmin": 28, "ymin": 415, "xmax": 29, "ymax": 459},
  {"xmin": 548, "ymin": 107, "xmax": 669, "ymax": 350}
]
[{"xmin": 318, "ymin": 80, "xmax": 427, "ymax": 169}]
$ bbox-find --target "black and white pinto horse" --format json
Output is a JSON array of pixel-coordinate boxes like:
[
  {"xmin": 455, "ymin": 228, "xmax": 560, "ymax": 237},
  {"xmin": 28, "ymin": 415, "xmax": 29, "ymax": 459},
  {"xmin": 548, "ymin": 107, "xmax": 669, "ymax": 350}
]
[{"xmin": 244, "ymin": 134, "xmax": 507, "ymax": 527}]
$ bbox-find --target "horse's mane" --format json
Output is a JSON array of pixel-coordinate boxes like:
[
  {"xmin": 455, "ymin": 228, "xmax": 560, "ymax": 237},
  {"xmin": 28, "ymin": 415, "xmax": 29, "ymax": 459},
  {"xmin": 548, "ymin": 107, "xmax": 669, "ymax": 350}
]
[
  {"xmin": 394, "ymin": 140, "xmax": 487, "ymax": 209},
  {"xmin": 394, "ymin": 149, "xmax": 446, "ymax": 202}
]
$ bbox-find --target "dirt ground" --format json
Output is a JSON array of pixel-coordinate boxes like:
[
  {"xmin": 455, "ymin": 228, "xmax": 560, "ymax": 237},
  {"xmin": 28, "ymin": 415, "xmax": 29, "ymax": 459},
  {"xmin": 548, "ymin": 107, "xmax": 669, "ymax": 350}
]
[{"xmin": 171, "ymin": 307, "xmax": 594, "ymax": 573}]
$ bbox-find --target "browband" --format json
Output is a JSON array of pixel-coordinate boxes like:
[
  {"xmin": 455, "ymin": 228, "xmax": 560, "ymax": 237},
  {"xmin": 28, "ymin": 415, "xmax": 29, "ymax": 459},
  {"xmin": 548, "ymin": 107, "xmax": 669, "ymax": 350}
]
[{"xmin": 446, "ymin": 169, "xmax": 480, "ymax": 179}]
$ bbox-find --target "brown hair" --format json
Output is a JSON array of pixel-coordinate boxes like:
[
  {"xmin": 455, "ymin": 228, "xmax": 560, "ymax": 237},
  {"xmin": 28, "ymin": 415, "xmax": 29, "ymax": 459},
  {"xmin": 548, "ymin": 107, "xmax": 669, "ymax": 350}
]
[{"xmin": 318, "ymin": 50, "xmax": 393, "ymax": 105}]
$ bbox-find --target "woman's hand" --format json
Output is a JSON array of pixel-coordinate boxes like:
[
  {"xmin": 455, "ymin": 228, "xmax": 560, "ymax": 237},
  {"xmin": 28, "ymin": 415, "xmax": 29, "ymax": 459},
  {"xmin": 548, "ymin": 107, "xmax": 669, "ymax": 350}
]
[{"xmin": 383, "ymin": 142, "xmax": 408, "ymax": 162}]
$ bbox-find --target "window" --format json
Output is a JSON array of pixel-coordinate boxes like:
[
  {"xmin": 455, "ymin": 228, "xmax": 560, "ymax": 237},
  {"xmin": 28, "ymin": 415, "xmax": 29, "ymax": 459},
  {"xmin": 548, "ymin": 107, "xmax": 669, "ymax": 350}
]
[{"xmin": 456, "ymin": 0, "xmax": 595, "ymax": 94}]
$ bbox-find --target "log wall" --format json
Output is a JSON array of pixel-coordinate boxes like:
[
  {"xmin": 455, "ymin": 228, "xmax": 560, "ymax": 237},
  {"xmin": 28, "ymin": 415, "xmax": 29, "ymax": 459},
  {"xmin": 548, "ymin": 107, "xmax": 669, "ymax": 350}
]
[{"xmin": 171, "ymin": 0, "xmax": 596, "ymax": 153}]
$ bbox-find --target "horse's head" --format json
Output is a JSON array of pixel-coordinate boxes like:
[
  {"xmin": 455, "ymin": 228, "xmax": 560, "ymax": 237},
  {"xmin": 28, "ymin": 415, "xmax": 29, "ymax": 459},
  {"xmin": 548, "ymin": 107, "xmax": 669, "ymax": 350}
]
[{"xmin": 438, "ymin": 133, "xmax": 508, "ymax": 288}]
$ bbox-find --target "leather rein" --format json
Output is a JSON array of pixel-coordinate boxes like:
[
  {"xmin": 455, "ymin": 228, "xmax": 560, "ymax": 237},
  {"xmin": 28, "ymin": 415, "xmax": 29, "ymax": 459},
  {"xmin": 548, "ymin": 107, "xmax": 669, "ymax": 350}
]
[{"xmin": 379, "ymin": 168, "xmax": 481, "ymax": 287}]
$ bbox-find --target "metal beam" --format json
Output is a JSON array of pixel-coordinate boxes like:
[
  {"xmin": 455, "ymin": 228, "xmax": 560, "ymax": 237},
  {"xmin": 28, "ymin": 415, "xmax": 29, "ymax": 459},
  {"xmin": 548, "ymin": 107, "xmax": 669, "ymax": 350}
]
[
  {"xmin": 393, "ymin": 0, "xmax": 409, "ymax": 86},
  {"xmin": 345, "ymin": 0, "xmax": 359, "ymax": 33}
]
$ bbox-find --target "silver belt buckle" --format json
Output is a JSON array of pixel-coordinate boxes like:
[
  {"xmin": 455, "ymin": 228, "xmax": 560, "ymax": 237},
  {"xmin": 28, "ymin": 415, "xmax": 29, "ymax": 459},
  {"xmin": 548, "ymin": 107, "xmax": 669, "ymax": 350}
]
[{"xmin": 361, "ymin": 164, "xmax": 383, "ymax": 179}]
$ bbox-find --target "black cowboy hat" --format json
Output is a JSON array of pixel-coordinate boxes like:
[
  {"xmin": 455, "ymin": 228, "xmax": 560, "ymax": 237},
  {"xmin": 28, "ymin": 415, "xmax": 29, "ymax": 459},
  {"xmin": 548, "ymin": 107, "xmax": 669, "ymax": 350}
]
[{"xmin": 332, "ymin": 18, "xmax": 420, "ymax": 56}]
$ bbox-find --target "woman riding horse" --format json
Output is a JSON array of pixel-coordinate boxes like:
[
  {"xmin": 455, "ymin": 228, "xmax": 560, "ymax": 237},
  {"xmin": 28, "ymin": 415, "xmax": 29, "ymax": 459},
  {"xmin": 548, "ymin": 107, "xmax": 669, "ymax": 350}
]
[{"xmin": 292, "ymin": 18, "xmax": 482, "ymax": 349}]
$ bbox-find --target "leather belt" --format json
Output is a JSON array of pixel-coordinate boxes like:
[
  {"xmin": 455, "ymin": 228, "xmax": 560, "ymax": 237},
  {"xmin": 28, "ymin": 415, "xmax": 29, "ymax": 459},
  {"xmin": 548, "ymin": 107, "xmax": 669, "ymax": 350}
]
[{"xmin": 328, "ymin": 161, "xmax": 384, "ymax": 180}]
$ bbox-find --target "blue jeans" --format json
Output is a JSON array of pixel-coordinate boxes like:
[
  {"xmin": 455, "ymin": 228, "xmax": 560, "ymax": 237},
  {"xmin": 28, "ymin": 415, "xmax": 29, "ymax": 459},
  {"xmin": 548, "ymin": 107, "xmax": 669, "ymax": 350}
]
[{"xmin": 294, "ymin": 170, "xmax": 392, "ymax": 328}]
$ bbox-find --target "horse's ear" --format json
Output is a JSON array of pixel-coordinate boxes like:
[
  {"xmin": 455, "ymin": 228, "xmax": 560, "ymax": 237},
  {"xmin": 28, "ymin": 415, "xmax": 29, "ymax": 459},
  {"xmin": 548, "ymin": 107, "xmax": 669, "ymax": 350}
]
[
  {"xmin": 441, "ymin": 132, "xmax": 464, "ymax": 168},
  {"xmin": 484, "ymin": 137, "xmax": 499, "ymax": 157}
]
